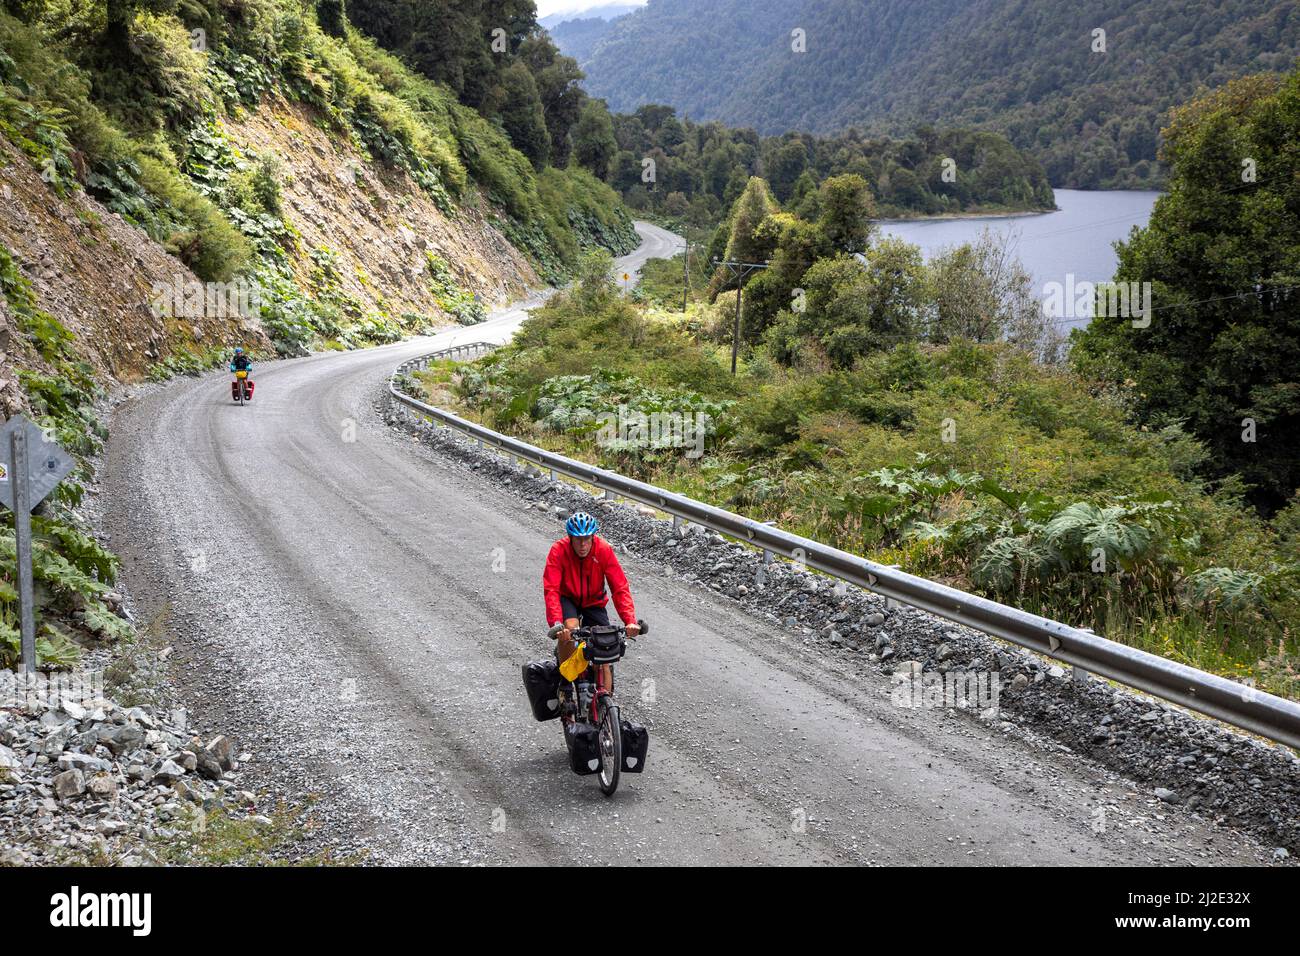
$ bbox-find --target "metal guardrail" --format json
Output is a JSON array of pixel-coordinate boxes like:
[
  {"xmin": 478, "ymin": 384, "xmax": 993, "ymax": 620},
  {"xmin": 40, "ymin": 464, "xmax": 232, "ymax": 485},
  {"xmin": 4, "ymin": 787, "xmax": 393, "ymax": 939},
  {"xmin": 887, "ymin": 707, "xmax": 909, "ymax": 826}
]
[{"xmin": 391, "ymin": 343, "xmax": 1300, "ymax": 750}]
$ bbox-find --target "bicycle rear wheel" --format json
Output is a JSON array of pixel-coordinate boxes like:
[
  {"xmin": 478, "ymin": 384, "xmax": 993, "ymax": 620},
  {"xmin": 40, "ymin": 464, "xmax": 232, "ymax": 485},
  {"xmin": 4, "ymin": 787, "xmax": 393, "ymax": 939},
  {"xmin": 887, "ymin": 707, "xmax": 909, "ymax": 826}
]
[{"xmin": 597, "ymin": 700, "xmax": 621, "ymax": 796}]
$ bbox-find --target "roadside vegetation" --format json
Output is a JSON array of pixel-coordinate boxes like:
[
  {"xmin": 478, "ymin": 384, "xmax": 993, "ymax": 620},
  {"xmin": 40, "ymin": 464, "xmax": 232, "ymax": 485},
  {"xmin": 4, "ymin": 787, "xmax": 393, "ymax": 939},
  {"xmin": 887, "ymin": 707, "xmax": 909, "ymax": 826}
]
[
  {"xmin": 0, "ymin": 244, "xmax": 132, "ymax": 670},
  {"xmin": 0, "ymin": 0, "xmax": 638, "ymax": 357}
]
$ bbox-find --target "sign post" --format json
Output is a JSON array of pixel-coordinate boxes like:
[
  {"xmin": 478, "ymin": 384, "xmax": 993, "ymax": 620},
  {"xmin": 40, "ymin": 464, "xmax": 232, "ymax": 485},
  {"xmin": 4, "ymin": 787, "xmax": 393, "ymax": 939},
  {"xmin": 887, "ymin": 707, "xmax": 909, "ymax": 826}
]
[{"xmin": 0, "ymin": 414, "xmax": 76, "ymax": 673}]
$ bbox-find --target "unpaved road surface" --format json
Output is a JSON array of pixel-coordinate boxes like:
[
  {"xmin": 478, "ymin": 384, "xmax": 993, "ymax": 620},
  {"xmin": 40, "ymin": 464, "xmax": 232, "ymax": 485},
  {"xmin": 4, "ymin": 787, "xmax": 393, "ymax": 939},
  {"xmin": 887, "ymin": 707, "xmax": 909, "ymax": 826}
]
[{"xmin": 100, "ymin": 223, "xmax": 1273, "ymax": 865}]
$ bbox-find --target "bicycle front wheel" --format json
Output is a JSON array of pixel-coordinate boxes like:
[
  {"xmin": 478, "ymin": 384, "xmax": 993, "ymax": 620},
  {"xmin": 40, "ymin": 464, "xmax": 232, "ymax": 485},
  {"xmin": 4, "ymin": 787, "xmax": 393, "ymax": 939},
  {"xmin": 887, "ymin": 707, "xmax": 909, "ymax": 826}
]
[{"xmin": 597, "ymin": 700, "xmax": 621, "ymax": 797}]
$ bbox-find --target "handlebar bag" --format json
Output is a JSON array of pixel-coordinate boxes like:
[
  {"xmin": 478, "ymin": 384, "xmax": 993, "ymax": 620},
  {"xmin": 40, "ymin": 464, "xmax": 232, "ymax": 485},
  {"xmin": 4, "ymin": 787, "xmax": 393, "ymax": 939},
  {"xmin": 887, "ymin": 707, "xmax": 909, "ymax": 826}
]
[
  {"xmin": 564, "ymin": 722, "xmax": 602, "ymax": 775},
  {"xmin": 522, "ymin": 659, "xmax": 561, "ymax": 722},
  {"xmin": 585, "ymin": 626, "xmax": 625, "ymax": 665},
  {"xmin": 620, "ymin": 720, "xmax": 649, "ymax": 773}
]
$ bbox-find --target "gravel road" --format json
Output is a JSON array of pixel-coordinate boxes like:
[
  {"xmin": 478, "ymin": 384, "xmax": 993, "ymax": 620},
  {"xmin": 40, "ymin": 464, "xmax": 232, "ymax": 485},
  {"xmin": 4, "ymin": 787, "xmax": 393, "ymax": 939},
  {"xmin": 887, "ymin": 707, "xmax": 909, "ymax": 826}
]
[{"xmin": 99, "ymin": 223, "xmax": 1282, "ymax": 865}]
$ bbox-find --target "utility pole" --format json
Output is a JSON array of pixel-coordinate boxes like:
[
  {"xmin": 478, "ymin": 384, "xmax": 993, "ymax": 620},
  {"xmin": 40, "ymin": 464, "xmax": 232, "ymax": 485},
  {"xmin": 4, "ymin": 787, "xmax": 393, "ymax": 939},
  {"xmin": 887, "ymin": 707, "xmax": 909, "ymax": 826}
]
[
  {"xmin": 712, "ymin": 258, "xmax": 769, "ymax": 374},
  {"xmin": 682, "ymin": 244, "xmax": 690, "ymax": 314}
]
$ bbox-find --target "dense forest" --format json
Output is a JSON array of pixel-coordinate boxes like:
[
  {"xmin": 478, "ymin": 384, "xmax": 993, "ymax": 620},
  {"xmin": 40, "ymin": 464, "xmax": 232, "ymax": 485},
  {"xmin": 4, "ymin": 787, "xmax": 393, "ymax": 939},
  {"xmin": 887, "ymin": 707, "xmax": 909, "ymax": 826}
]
[
  {"xmin": 555, "ymin": 0, "xmax": 1300, "ymax": 189},
  {"xmin": 350, "ymin": 0, "xmax": 1055, "ymax": 223},
  {"xmin": 1071, "ymin": 73, "xmax": 1300, "ymax": 516},
  {"xmin": 603, "ymin": 107, "xmax": 1055, "ymax": 224}
]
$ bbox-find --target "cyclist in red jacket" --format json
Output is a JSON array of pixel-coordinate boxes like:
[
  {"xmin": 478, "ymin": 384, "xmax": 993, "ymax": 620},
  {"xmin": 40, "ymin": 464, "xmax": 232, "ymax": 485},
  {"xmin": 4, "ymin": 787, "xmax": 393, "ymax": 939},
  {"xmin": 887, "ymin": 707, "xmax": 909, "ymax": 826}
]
[{"xmin": 544, "ymin": 511, "xmax": 640, "ymax": 664}]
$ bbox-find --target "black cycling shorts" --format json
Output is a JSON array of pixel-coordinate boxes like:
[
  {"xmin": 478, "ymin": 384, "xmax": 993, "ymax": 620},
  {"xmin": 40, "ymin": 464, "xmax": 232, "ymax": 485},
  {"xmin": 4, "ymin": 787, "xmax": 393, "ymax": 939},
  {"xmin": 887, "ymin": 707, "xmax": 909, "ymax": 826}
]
[{"xmin": 559, "ymin": 596, "xmax": 610, "ymax": 628}]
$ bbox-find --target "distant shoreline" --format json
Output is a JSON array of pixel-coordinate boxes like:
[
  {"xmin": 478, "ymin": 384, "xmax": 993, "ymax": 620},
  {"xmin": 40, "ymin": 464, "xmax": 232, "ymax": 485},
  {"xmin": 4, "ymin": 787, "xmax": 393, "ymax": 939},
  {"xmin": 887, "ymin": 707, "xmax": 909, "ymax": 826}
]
[{"xmin": 879, "ymin": 205, "xmax": 1059, "ymax": 224}]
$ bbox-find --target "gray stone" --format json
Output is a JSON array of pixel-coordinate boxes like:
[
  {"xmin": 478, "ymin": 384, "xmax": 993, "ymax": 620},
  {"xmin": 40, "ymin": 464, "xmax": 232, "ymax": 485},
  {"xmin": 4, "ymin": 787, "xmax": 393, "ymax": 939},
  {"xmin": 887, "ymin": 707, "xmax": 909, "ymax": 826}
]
[
  {"xmin": 192, "ymin": 749, "xmax": 223, "ymax": 781},
  {"xmin": 101, "ymin": 725, "xmax": 145, "ymax": 756},
  {"xmin": 87, "ymin": 773, "xmax": 117, "ymax": 799},
  {"xmin": 154, "ymin": 760, "xmax": 185, "ymax": 783},
  {"xmin": 205, "ymin": 735, "xmax": 234, "ymax": 771},
  {"xmin": 52, "ymin": 769, "xmax": 85, "ymax": 801},
  {"xmin": 57, "ymin": 753, "xmax": 110, "ymax": 773},
  {"xmin": 40, "ymin": 727, "xmax": 74, "ymax": 757}
]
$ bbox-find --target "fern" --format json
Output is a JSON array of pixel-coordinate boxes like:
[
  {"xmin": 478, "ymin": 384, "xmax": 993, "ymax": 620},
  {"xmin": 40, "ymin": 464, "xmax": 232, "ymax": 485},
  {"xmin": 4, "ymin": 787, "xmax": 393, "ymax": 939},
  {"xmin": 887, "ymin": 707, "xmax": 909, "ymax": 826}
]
[
  {"xmin": 78, "ymin": 602, "xmax": 134, "ymax": 641},
  {"xmin": 972, "ymin": 535, "xmax": 1062, "ymax": 595},
  {"xmin": 1043, "ymin": 502, "xmax": 1155, "ymax": 563},
  {"xmin": 1183, "ymin": 567, "xmax": 1266, "ymax": 613}
]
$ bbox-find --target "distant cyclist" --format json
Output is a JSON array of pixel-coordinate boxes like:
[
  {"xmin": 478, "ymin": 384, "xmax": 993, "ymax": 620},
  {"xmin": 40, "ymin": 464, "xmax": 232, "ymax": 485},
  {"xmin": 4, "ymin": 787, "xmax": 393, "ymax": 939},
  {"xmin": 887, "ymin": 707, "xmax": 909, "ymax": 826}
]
[
  {"xmin": 228, "ymin": 346, "xmax": 255, "ymax": 402},
  {"xmin": 543, "ymin": 512, "xmax": 640, "ymax": 665},
  {"xmin": 229, "ymin": 346, "xmax": 253, "ymax": 375}
]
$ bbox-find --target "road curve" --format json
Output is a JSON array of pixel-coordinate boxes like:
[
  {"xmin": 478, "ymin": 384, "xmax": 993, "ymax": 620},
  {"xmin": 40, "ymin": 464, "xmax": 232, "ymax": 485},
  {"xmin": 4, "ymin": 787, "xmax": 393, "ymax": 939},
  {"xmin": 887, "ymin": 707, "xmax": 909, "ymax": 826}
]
[{"xmin": 100, "ymin": 224, "xmax": 1269, "ymax": 865}]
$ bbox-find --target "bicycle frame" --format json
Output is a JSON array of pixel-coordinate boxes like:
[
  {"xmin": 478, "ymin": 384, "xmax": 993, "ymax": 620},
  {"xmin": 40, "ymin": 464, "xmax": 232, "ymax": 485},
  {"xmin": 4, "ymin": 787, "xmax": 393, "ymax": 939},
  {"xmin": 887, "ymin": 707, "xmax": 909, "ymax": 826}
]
[{"xmin": 588, "ymin": 663, "xmax": 614, "ymax": 722}]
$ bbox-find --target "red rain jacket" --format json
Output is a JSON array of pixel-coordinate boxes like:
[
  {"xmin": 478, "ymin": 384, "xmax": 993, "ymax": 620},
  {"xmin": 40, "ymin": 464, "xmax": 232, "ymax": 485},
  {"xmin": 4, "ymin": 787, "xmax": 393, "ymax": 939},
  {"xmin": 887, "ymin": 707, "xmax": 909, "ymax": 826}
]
[{"xmin": 543, "ymin": 535, "xmax": 636, "ymax": 627}]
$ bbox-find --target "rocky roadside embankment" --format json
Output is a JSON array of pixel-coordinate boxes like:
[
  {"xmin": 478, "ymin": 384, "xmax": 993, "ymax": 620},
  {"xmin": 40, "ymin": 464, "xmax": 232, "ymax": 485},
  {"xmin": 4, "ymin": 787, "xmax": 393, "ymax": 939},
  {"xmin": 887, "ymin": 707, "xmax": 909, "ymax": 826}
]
[
  {"xmin": 0, "ymin": 673, "xmax": 259, "ymax": 865},
  {"xmin": 385, "ymin": 393, "xmax": 1300, "ymax": 862}
]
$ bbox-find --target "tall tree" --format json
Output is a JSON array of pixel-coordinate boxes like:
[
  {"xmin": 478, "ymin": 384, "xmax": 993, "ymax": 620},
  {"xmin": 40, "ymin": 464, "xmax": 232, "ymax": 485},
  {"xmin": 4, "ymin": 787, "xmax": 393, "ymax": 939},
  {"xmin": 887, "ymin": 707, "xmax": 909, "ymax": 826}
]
[
  {"xmin": 708, "ymin": 176, "xmax": 778, "ymax": 298},
  {"xmin": 1071, "ymin": 72, "xmax": 1300, "ymax": 513},
  {"xmin": 573, "ymin": 98, "xmax": 618, "ymax": 179},
  {"xmin": 817, "ymin": 173, "xmax": 876, "ymax": 254},
  {"xmin": 485, "ymin": 60, "xmax": 550, "ymax": 169},
  {"xmin": 518, "ymin": 32, "xmax": 586, "ymax": 166}
]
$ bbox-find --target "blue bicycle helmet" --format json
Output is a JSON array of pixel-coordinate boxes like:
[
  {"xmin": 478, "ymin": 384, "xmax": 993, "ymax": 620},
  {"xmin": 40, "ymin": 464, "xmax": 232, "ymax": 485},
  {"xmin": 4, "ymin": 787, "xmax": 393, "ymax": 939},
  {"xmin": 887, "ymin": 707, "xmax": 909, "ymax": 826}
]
[{"xmin": 565, "ymin": 511, "xmax": 598, "ymax": 537}]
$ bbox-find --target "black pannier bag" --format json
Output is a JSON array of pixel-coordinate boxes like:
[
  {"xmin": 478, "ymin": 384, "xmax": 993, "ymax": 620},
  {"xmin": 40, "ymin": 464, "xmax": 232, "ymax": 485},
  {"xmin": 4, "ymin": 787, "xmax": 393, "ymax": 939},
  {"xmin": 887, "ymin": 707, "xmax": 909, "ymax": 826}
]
[
  {"xmin": 522, "ymin": 659, "xmax": 561, "ymax": 722},
  {"xmin": 620, "ymin": 720, "xmax": 649, "ymax": 773},
  {"xmin": 584, "ymin": 625, "xmax": 625, "ymax": 665},
  {"xmin": 564, "ymin": 722, "xmax": 602, "ymax": 775}
]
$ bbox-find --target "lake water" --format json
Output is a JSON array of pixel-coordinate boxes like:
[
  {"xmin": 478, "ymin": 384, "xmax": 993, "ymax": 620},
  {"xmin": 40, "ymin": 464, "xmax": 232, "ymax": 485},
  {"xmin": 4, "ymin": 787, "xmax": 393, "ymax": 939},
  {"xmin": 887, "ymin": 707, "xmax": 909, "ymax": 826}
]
[{"xmin": 880, "ymin": 189, "xmax": 1161, "ymax": 329}]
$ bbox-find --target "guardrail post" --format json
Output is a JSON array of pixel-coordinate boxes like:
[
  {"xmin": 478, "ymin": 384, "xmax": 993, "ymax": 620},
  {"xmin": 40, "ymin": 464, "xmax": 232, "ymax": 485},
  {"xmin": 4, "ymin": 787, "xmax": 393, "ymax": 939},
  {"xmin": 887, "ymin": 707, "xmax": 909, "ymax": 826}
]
[
  {"xmin": 1073, "ymin": 629, "xmax": 1095, "ymax": 683},
  {"xmin": 672, "ymin": 515, "xmax": 682, "ymax": 532},
  {"xmin": 883, "ymin": 564, "xmax": 902, "ymax": 609}
]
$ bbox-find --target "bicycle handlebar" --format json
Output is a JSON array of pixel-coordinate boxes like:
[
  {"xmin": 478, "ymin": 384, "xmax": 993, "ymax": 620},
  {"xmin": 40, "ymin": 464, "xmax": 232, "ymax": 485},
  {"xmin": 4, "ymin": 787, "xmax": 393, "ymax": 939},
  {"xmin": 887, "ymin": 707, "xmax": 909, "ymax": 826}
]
[{"xmin": 547, "ymin": 619, "xmax": 649, "ymax": 639}]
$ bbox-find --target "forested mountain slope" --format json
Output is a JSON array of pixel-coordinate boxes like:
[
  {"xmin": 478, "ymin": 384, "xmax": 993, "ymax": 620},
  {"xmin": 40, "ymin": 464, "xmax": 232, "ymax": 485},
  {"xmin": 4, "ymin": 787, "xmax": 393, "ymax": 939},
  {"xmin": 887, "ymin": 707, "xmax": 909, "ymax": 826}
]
[{"xmin": 559, "ymin": 0, "xmax": 1300, "ymax": 188}]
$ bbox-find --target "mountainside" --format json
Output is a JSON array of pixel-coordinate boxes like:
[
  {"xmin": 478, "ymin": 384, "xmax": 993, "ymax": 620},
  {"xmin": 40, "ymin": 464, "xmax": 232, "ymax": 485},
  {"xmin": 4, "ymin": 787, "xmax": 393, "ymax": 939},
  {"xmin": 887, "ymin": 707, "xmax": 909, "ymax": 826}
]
[
  {"xmin": 540, "ymin": 4, "xmax": 642, "ymax": 29},
  {"xmin": 558, "ymin": 0, "xmax": 1300, "ymax": 188},
  {"xmin": 0, "ymin": 0, "xmax": 637, "ymax": 674},
  {"xmin": 548, "ymin": 15, "xmax": 625, "ymax": 63}
]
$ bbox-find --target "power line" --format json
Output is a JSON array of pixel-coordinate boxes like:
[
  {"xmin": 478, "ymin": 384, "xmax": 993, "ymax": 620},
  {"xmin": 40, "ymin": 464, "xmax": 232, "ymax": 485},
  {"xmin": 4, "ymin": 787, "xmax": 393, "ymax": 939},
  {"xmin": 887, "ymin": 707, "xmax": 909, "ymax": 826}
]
[{"xmin": 1035, "ymin": 281, "xmax": 1300, "ymax": 328}]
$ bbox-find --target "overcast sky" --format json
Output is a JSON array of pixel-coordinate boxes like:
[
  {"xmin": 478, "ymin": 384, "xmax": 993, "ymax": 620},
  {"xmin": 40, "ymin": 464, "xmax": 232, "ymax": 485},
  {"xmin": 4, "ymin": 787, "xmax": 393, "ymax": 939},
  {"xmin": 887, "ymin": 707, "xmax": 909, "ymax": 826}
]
[{"xmin": 534, "ymin": 0, "xmax": 646, "ymax": 19}]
